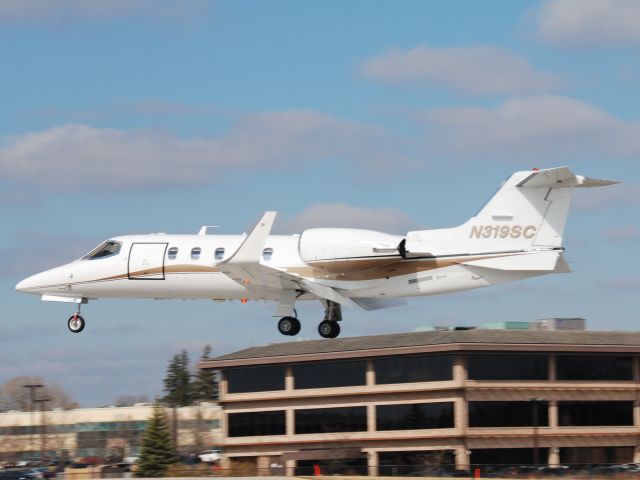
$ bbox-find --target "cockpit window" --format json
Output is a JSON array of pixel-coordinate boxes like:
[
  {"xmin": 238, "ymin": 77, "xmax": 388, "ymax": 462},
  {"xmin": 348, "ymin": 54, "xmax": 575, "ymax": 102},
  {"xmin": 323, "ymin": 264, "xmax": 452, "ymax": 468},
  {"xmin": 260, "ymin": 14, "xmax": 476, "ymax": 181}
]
[{"xmin": 83, "ymin": 240, "xmax": 122, "ymax": 260}]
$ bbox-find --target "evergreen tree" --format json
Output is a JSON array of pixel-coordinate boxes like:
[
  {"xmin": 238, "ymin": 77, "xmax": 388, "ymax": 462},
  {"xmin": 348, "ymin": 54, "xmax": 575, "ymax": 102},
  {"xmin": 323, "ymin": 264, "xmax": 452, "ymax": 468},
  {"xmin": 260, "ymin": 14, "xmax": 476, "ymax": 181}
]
[
  {"xmin": 162, "ymin": 350, "xmax": 192, "ymax": 407},
  {"xmin": 136, "ymin": 405, "xmax": 174, "ymax": 477},
  {"xmin": 192, "ymin": 344, "xmax": 219, "ymax": 402}
]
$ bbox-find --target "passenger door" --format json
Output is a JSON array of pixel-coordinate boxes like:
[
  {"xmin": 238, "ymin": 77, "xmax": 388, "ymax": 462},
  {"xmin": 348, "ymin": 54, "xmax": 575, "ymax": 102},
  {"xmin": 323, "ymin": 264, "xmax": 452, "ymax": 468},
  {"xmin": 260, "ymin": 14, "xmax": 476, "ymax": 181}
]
[{"xmin": 128, "ymin": 243, "xmax": 168, "ymax": 280}]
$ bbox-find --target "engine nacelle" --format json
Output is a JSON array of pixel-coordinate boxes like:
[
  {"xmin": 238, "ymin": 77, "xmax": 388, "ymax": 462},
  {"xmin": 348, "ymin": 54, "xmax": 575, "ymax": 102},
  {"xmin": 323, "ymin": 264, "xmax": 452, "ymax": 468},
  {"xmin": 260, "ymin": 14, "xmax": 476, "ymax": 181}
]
[{"xmin": 299, "ymin": 228, "xmax": 403, "ymax": 267}]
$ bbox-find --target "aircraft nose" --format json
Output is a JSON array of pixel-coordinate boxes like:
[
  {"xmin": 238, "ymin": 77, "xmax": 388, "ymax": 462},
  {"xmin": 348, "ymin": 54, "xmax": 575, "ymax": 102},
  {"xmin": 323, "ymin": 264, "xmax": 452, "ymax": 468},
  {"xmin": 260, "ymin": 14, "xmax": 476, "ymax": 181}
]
[{"xmin": 15, "ymin": 275, "xmax": 37, "ymax": 292}]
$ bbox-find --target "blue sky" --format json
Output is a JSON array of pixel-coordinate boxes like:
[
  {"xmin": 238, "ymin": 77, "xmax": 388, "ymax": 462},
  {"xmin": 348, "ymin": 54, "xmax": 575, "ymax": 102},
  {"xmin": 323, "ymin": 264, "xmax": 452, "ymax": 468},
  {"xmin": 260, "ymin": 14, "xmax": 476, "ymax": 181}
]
[{"xmin": 1, "ymin": 0, "xmax": 639, "ymax": 407}]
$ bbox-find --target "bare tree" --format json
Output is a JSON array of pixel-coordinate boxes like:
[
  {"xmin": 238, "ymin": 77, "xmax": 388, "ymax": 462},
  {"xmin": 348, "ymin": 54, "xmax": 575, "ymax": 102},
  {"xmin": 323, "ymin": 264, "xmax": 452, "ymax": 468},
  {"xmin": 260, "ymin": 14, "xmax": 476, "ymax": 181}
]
[{"xmin": 0, "ymin": 376, "xmax": 78, "ymax": 411}]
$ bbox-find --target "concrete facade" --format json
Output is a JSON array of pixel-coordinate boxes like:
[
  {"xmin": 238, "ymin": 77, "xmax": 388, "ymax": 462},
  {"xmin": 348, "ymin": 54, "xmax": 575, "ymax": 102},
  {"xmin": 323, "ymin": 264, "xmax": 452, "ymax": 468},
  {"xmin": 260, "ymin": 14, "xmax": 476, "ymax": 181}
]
[{"xmin": 199, "ymin": 329, "xmax": 640, "ymax": 476}]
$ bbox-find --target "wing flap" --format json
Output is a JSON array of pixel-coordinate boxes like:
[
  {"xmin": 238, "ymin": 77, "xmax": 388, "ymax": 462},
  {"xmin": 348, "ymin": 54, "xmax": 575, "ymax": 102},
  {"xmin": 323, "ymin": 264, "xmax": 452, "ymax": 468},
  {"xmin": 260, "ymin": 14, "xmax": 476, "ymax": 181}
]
[{"xmin": 352, "ymin": 297, "xmax": 408, "ymax": 311}]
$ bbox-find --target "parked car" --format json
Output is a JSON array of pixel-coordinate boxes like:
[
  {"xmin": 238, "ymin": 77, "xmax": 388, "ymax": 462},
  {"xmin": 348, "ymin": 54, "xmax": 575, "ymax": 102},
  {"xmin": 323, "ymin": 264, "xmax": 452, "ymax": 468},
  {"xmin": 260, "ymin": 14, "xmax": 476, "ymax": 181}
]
[
  {"xmin": 0, "ymin": 471, "xmax": 29, "ymax": 480},
  {"xmin": 198, "ymin": 450, "xmax": 221, "ymax": 463},
  {"xmin": 24, "ymin": 468, "xmax": 55, "ymax": 479}
]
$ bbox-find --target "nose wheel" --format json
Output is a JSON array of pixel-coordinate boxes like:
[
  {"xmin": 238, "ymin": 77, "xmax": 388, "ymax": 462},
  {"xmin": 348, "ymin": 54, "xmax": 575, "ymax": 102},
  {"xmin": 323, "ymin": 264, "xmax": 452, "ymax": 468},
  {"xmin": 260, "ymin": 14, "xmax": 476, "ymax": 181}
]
[
  {"xmin": 277, "ymin": 316, "xmax": 301, "ymax": 336},
  {"xmin": 68, "ymin": 314, "xmax": 86, "ymax": 333}
]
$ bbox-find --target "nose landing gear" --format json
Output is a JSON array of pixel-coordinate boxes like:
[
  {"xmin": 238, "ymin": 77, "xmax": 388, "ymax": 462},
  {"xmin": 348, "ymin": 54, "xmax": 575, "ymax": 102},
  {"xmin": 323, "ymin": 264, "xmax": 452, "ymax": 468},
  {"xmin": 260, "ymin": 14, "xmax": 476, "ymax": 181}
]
[
  {"xmin": 68, "ymin": 313, "xmax": 85, "ymax": 333},
  {"xmin": 67, "ymin": 303, "xmax": 86, "ymax": 333}
]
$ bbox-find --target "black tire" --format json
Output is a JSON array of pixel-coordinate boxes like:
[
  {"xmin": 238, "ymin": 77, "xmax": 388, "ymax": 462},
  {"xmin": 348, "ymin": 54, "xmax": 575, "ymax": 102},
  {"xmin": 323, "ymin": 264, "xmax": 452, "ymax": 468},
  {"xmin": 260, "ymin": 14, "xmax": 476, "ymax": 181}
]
[
  {"xmin": 68, "ymin": 314, "xmax": 85, "ymax": 333},
  {"xmin": 318, "ymin": 320, "xmax": 340, "ymax": 339},
  {"xmin": 278, "ymin": 316, "xmax": 300, "ymax": 336},
  {"xmin": 289, "ymin": 318, "xmax": 301, "ymax": 336}
]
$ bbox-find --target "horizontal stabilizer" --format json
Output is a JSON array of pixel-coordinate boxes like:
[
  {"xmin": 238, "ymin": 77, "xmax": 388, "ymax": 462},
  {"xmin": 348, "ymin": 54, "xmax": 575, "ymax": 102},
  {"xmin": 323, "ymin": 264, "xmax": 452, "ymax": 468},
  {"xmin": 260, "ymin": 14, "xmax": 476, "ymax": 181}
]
[
  {"xmin": 517, "ymin": 167, "xmax": 619, "ymax": 189},
  {"xmin": 352, "ymin": 297, "xmax": 408, "ymax": 311},
  {"xmin": 462, "ymin": 251, "xmax": 562, "ymax": 271}
]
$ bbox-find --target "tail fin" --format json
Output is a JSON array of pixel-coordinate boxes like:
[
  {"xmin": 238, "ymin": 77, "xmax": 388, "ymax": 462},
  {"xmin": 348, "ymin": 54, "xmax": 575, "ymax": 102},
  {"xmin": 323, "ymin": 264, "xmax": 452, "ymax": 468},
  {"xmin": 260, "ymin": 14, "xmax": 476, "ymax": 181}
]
[
  {"xmin": 470, "ymin": 167, "xmax": 618, "ymax": 247},
  {"xmin": 403, "ymin": 167, "xmax": 618, "ymax": 257}
]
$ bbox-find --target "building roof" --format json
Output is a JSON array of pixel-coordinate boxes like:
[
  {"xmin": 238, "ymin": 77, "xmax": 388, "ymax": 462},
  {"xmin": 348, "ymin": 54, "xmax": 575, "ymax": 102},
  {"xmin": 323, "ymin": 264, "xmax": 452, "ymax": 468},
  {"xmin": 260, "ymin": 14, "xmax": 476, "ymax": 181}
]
[{"xmin": 200, "ymin": 329, "xmax": 640, "ymax": 368}]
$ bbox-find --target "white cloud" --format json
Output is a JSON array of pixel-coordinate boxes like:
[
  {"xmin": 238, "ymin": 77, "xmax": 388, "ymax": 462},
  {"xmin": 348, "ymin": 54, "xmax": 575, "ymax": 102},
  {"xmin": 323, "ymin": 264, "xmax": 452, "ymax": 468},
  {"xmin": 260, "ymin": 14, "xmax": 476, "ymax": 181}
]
[
  {"xmin": 361, "ymin": 45, "xmax": 562, "ymax": 96},
  {"xmin": 536, "ymin": 0, "xmax": 640, "ymax": 46},
  {"xmin": 417, "ymin": 95, "xmax": 640, "ymax": 161},
  {"xmin": 0, "ymin": 111, "xmax": 381, "ymax": 188},
  {"xmin": 0, "ymin": 0, "xmax": 209, "ymax": 24},
  {"xmin": 276, "ymin": 203, "xmax": 423, "ymax": 234}
]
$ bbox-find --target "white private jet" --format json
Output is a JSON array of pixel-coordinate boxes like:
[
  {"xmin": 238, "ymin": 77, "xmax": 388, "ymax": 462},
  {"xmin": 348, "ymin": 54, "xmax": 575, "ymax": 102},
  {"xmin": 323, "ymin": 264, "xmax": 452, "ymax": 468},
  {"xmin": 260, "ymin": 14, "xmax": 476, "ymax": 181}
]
[{"xmin": 16, "ymin": 167, "xmax": 617, "ymax": 338}]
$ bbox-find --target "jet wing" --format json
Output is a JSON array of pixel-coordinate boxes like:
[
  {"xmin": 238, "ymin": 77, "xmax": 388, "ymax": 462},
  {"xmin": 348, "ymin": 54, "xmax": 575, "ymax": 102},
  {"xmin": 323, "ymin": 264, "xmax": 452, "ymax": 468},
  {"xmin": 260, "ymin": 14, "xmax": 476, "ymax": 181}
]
[{"xmin": 219, "ymin": 211, "xmax": 355, "ymax": 306}]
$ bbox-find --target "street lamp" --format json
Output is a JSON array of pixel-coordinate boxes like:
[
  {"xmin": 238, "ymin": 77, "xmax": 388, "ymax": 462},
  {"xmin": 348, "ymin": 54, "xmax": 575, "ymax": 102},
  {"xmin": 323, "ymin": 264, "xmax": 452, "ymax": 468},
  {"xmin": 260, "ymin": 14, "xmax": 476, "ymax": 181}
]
[
  {"xmin": 34, "ymin": 397, "xmax": 51, "ymax": 462},
  {"xmin": 23, "ymin": 384, "xmax": 44, "ymax": 459}
]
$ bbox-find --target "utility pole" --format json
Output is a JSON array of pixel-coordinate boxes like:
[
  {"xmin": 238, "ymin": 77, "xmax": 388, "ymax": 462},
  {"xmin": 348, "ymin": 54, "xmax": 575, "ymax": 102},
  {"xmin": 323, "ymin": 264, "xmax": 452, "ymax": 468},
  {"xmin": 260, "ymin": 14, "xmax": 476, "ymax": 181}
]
[
  {"xmin": 34, "ymin": 397, "xmax": 51, "ymax": 463},
  {"xmin": 23, "ymin": 384, "xmax": 44, "ymax": 459}
]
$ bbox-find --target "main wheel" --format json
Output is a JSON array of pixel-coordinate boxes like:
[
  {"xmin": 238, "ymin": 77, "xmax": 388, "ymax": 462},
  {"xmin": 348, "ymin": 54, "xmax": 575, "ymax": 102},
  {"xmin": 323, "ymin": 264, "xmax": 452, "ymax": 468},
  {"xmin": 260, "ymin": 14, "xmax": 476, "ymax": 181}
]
[
  {"xmin": 68, "ymin": 314, "xmax": 85, "ymax": 333},
  {"xmin": 318, "ymin": 320, "xmax": 340, "ymax": 339},
  {"xmin": 278, "ymin": 316, "xmax": 301, "ymax": 336}
]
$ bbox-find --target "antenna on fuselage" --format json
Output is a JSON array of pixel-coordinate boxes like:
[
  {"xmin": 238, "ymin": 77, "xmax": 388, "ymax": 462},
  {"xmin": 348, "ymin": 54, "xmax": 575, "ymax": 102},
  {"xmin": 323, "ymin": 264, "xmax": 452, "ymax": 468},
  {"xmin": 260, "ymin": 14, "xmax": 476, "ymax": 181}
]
[{"xmin": 198, "ymin": 226, "xmax": 220, "ymax": 235}]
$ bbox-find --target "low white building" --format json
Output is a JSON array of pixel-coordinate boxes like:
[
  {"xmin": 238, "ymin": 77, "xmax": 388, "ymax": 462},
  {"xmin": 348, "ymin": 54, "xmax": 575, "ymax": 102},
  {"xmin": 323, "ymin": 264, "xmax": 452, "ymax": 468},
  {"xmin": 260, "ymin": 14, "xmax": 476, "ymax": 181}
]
[{"xmin": 0, "ymin": 403, "xmax": 221, "ymax": 461}]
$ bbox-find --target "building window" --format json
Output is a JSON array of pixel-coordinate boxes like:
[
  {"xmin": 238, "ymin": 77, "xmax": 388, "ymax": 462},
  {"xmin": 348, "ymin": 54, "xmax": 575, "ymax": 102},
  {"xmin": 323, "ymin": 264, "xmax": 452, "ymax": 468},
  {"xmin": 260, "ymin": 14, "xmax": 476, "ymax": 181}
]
[
  {"xmin": 293, "ymin": 359, "xmax": 367, "ymax": 389},
  {"xmin": 558, "ymin": 401, "xmax": 634, "ymax": 426},
  {"xmin": 225, "ymin": 365, "xmax": 286, "ymax": 393},
  {"xmin": 375, "ymin": 354, "xmax": 453, "ymax": 384},
  {"xmin": 295, "ymin": 406, "xmax": 367, "ymax": 434},
  {"xmin": 167, "ymin": 247, "xmax": 178, "ymax": 260},
  {"xmin": 214, "ymin": 248, "xmax": 225, "ymax": 261},
  {"xmin": 379, "ymin": 451, "xmax": 455, "ymax": 477},
  {"xmin": 262, "ymin": 248, "xmax": 273, "ymax": 261},
  {"xmin": 471, "ymin": 448, "xmax": 549, "ymax": 467},
  {"xmin": 228, "ymin": 410, "xmax": 286, "ymax": 437},
  {"xmin": 556, "ymin": 355, "xmax": 633, "ymax": 381},
  {"xmin": 376, "ymin": 402, "xmax": 454, "ymax": 431},
  {"xmin": 468, "ymin": 401, "xmax": 549, "ymax": 427},
  {"xmin": 466, "ymin": 353, "xmax": 548, "ymax": 380},
  {"xmin": 191, "ymin": 247, "xmax": 201, "ymax": 260},
  {"xmin": 560, "ymin": 447, "xmax": 634, "ymax": 465},
  {"xmin": 296, "ymin": 459, "xmax": 368, "ymax": 476}
]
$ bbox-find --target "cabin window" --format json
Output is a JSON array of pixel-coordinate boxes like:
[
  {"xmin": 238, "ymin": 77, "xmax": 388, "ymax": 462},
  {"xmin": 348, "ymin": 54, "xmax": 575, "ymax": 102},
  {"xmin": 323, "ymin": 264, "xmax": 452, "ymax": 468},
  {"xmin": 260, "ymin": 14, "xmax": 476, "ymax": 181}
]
[
  {"xmin": 262, "ymin": 247, "xmax": 273, "ymax": 261},
  {"xmin": 214, "ymin": 248, "xmax": 225, "ymax": 261},
  {"xmin": 191, "ymin": 247, "xmax": 201, "ymax": 260},
  {"xmin": 82, "ymin": 240, "xmax": 122, "ymax": 260},
  {"xmin": 167, "ymin": 247, "xmax": 178, "ymax": 260}
]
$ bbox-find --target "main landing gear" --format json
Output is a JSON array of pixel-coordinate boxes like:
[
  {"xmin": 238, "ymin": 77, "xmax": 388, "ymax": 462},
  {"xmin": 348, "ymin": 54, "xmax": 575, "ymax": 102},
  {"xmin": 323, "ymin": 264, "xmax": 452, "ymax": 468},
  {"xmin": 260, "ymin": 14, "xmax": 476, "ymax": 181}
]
[
  {"xmin": 276, "ymin": 300, "xmax": 342, "ymax": 339},
  {"xmin": 277, "ymin": 316, "xmax": 301, "ymax": 336}
]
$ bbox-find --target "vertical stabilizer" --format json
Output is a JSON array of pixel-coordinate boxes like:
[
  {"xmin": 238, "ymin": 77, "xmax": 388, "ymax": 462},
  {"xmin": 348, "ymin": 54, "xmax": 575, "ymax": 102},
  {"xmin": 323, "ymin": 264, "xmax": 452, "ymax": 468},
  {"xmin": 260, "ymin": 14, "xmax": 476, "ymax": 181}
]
[
  {"xmin": 467, "ymin": 167, "xmax": 618, "ymax": 248},
  {"xmin": 403, "ymin": 167, "xmax": 619, "ymax": 257}
]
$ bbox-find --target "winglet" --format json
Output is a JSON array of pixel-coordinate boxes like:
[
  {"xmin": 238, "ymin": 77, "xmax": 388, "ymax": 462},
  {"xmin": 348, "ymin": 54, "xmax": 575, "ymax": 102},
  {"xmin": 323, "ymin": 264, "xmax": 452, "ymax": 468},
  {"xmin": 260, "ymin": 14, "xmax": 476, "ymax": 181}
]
[{"xmin": 223, "ymin": 211, "xmax": 277, "ymax": 265}]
